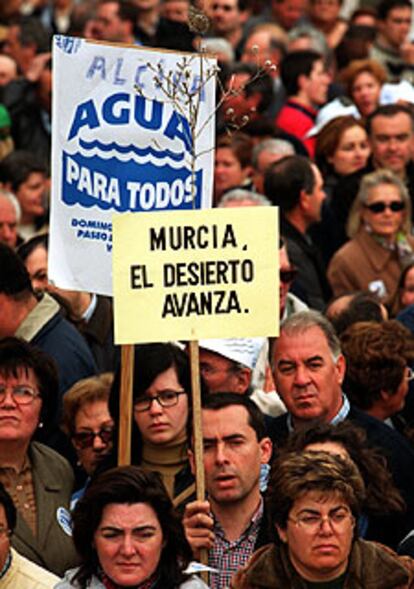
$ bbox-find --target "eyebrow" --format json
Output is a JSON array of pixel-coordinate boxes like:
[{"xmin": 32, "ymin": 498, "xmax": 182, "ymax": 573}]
[
  {"xmin": 99, "ymin": 525, "xmax": 157, "ymax": 533},
  {"xmin": 277, "ymin": 355, "xmax": 324, "ymax": 366},
  {"xmin": 203, "ymin": 434, "xmax": 246, "ymax": 444}
]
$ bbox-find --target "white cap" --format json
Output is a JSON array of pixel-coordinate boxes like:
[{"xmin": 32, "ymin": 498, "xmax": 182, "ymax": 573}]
[
  {"xmin": 380, "ymin": 81, "xmax": 414, "ymax": 105},
  {"xmin": 306, "ymin": 98, "xmax": 360, "ymax": 138},
  {"xmin": 198, "ymin": 337, "xmax": 266, "ymax": 370}
]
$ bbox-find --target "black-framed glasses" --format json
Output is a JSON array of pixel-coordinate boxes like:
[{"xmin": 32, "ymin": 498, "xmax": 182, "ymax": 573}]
[
  {"xmin": 364, "ymin": 201, "xmax": 405, "ymax": 214},
  {"xmin": 0, "ymin": 385, "xmax": 41, "ymax": 406},
  {"xmin": 72, "ymin": 427, "xmax": 114, "ymax": 449},
  {"xmin": 280, "ymin": 267, "xmax": 298, "ymax": 284},
  {"xmin": 134, "ymin": 390, "xmax": 186, "ymax": 412}
]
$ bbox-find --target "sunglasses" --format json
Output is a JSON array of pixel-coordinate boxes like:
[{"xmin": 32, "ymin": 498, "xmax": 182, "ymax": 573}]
[
  {"xmin": 364, "ymin": 201, "xmax": 405, "ymax": 214},
  {"xmin": 280, "ymin": 268, "xmax": 298, "ymax": 284},
  {"xmin": 72, "ymin": 427, "xmax": 114, "ymax": 449}
]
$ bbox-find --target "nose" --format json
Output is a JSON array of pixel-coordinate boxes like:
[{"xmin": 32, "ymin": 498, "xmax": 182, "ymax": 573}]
[
  {"xmin": 318, "ymin": 517, "xmax": 334, "ymax": 536},
  {"xmin": 120, "ymin": 534, "xmax": 136, "ymax": 557},
  {"xmin": 293, "ymin": 365, "xmax": 310, "ymax": 386},
  {"xmin": 214, "ymin": 442, "xmax": 229, "ymax": 465},
  {"xmin": 92, "ymin": 433, "xmax": 106, "ymax": 451},
  {"xmin": 148, "ymin": 397, "xmax": 163, "ymax": 416}
]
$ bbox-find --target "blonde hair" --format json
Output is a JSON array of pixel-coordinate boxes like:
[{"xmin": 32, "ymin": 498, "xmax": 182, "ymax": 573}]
[{"xmin": 346, "ymin": 169, "xmax": 412, "ymax": 238}]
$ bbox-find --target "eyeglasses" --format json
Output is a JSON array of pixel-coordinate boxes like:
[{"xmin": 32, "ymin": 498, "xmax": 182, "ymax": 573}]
[
  {"xmin": 280, "ymin": 267, "xmax": 298, "ymax": 284},
  {"xmin": 133, "ymin": 390, "xmax": 186, "ymax": 412},
  {"xmin": 72, "ymin": 427, "xmax": 114, "ymax": 449},
  {"xmin": 0, "ymin": 385, "xmax": 41, "ymax": 406},
  {"xmin": 288, "ymin": 508, "xmax": 354, "ymax": 534},
  {"xmin": 364, "ymin": 201, "xmax": 405, "ymax": 214}
]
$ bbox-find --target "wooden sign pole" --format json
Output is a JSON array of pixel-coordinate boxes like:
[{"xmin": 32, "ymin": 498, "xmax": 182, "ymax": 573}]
[
  {"xmin": 189, "ymin": 340, "xmax": 209, "ymax": 575},
  {"xmin": 118, "ymin": 344, "xmax": 134, "ymax": 466}
]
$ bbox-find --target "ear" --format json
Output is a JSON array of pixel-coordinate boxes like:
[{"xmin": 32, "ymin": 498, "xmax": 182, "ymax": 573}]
[
  {"xmin": 276, "ymin": 524, "xmax": 287, "ymax": 543},
  {"xmin": 259, "ymin": 437, "xmax": 273, "ymax": 465},
  {"xmin": 299, "ymin": 188, "xmax": 311, "ymax": 214},
  {"xmin": 239, "ymin": 8, "xmax": 251, "ymax": 24},
  {"xmin": 297, "ymin": 72, "xmax": 309, "ymax": 94},
  {"xmin": 188, "ymin": 448, "xmax": 196, "ymax": 475},
  {"xmin": 335, "ymin": 354, "xmax": 346, "ymax": 386},
  {"xmin": 234, "ymin": 367, "xmax": 252, "ymax": 393}
]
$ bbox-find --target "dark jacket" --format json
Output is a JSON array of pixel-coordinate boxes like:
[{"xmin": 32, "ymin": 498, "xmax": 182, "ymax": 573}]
[
  {"xmin": 231, "ymin": 540, "xmax": 414, "ymax": 588},
  {"xmin": 280, "ymin": 216, "xmax": 332, "ymax": 311}
]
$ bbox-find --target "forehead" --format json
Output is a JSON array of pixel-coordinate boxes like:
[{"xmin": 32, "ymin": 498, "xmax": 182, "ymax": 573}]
[
  {"xmin": 387, "ymin": 6, "xmax": 411, "ymax": 19},
  {"xmin": 367, "ymin": 183, "xmax": 400, "ymax": 201},
  {"xmin": 202, "ymin": 405, "xmax": 253, "ymax": 435},
  {"xmin": 0, "ymin": 198, "xmax": 16, "ymax": 219},
  {"xmin": 274, "ymin": 325, "xmax": 333, "ymax": 359},
  {"xmin": 99, "ymin": 502, "xmax": 160, "ymax": 527},
  {"xmin": 75, "ymin": 399, "xmax": 112, "ymax": 427},
  {"xmin": 0, "ymin": 365, "xmax": 38, "ymax": 386},
  {"xmin": 371, "ymin": 113, "xmax": 412, "ymax": 134},
  {"xmin": 292, "ymin": 490, "xmax": 348, "ymax": 513}
]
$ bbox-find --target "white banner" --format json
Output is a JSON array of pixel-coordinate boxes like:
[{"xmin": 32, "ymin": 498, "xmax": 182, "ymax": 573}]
[{"xmin": 49, "ymin": 36, "xmax": 216, "ymax": 295}]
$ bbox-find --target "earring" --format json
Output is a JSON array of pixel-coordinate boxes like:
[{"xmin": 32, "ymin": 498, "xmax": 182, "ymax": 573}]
[{"xmin": 38, "ymin": 422, "xmax": 44, "ymax": 429}]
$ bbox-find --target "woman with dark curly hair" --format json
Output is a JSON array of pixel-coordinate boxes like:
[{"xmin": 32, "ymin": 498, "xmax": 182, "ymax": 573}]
[
  {"xmin": 56, "ymin": 466, "xmax": 209, "ymax": 589},
  {"xmin": 281, "ymin": 421, "xmax": 406, "ymax": 548},
  {"xmin": 340, "ymin": 320, "xmax": 414, "ymax": 425}
]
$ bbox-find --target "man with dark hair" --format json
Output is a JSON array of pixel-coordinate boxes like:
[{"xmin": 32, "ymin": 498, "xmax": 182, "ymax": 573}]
[
  {"xmin": 0, "ymin": 482, "xmax": 60, "ymax": 585},
  {"xmin": 271, "ymin": 0, "xmax": 308, "ymax": 30},
  {"xmin": 0, "ymin": 244, "xmax": 96, "ymax": 450},
  {"xmin": 207, "ymin": 0, "xmax": 250, "ymax": 58},
  {"xmin": 264, "ymin": 155, "xmax": 331, "ymax": 311},
  {"xmin": 92, "ymin": 0, "xmax": 140, "ymax": 43},
  {"xmin": 184, "ymin": 393, "xmax": 272, "ymax": 589},
  {"xmin": 275, "ymin": 50, "xmax": 329, "ymax": 157},
  {"xmin": 370, "ymin": 0, "xmax": 414, "ymax": 83}
]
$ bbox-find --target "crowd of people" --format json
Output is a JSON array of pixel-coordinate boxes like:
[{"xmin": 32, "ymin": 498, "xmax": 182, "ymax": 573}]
[{"xmin": 4, "ymin": 0, "xmax": 414, "ymax": 586}]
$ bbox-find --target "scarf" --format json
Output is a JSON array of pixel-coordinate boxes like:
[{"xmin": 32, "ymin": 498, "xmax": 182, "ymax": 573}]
[{"xmin": 99, "ymin": 570, "xmax": 160, "ymax": 589}]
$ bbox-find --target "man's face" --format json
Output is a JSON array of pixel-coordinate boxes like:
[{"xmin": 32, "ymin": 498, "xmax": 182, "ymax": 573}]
[
  {"xmin": 93, "ymin": 2, "xmax": 127, "ymax": 42},
  {"xmin": 0, "ymin": 198, "xmax": 18, "ymax": 249},
  {"xmin": 160, "ymin": 0, "xmax": 188, "ymax": 22},
  {"xmin": 0, "ymin": 56, "xmax": 17, "ymax": 87},
  {"xmin": 370, "ymin": 112, "xmax": 413, "ymax": 175},
  {"xmin": 304, "ymin": 164, "xmax": 325, "ymax": 225},
  {"xmin": 208, "ymin": 0, "xmax": 245, "ymax": 35},
  {"xmin": 254, "ymin": 149, "xmax": 288, "ymax": 193},
  {"xmin": 301, "ymin": 59, "xmax": 329, "ymax": 106},
  {"xmin": 271, "ymin": 0, "xmax": 307, "ymax": 30},
  {"xmin": 191, "ymin": 405, "xmax": 272, "ymax": 506},
  {"xmin": 241, "ymin": 30, "xmax": 283, "ymax": 73},
  {"xmin": 272, "ymin": 326, "xmax": 345, "ymax": 426},
  {"xmin": 380, "ymin": 6, "xmax": 411, "ymax": 49},
  {"xmin": 199, "ymin": 349, "xmax": 250, "ymax": 393}
]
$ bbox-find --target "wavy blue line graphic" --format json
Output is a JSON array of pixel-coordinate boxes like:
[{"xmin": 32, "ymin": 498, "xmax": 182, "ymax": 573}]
[{"xmin": 79, "ymin": 138, "xmax": 185, "ymax": 162}]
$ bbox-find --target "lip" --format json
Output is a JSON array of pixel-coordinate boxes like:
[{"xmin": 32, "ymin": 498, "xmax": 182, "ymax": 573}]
[
  {"xmin": 314, "ymin": 544, "xmax": 339, "ymax": 552},
  {"xmin": 149, "ymin": 422, "xmax": 169, "ymax": 430}
]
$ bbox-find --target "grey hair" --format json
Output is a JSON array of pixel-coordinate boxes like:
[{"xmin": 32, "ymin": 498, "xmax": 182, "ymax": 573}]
[
  {"xmin": 218, "ymin": 189, "xmax": 271, "ymax": 207},
  {"xmin": 278, "ymin": 310, "xmax": 341, "ymax": 360},
  {"xmin": 252, "ymin": 138, "xmax": 295, "ymax": 169},
  {"xmin": 199, "ymin": 38, "xmax": 234, "ymax": 62},
  {"xmin": 346, "ymin": 168, "xmax": 412, "ymax": 238},
  {"xmin": 288, "ymin": 25, "xmax": 329, "ymax": 57},
  {"xmin": 0, "ymin": 189, "xmax": 21, "ymax": 223}
]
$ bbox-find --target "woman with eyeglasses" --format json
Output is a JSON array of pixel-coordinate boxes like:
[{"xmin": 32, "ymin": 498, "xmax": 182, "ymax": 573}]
[
  {"xmin": 106, "ymin": 343, "xmax": 203, "ymax": 510},
  {"xmin": 61, "ymin": 374, "xmax": 114, "ymax": 506},
  {"xmin": 327, "ymin": 169, "xmax": 414, "ymax": 305},
  {"xmin": 0, "ymin": 337, "xmax": 79, "ymax": 577},
  {"xmin": 56, "ymin": 466, "xmax": 209, "ymax": 589},
  {"xmin": 232, "ymin": 451, "xmax": 414, "ymax": 588}
]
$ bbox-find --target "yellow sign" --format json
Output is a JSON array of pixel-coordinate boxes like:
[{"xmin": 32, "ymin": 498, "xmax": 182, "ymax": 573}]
[{"xmin": 112, "ymin": 207, "xmax": 279, "ymax": 344}]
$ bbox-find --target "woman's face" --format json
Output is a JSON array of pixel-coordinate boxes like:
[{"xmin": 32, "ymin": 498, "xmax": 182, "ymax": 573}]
[
  {"xmin": 361, "ymin": 183, "xmax": 405, "ymax": 240},
  {"xmin": 328, "ymin": 126, "xmax": 370, "ymax": 176},
  {"xmin": 24, "ymin": 245, "xmax": 49, "ymax": 293},
  {"xmin": 351, "ymin": 71, "xmax": 382, "ymax": 117},
  {"xmin": 0, "ymin": 367, "xmax": 42, "ymax": 445},
  {"xmin": 277, "ymin": 491, "xmax": 354, "ymax": 583},
  {"xmin": 133, "ymin": 366, "xmax": 188, "ymax": 445},
  {"xmin": 401, "ymin": 266, "xmax": 414, "ymax": 307},
  {"xmin": 214, "ymin": 147, "xmax": 248, "ymax": 199},
  {"xmin": 16, "ymin": 172, "xmax": 47, "ymax": 222},
  {"xmin": 94, "ymin": 502, "xmax": 164, "ymax": 587},
  {"xmin": 72, "ymin": 400, "xmax": 114, "ymax": 476}
]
